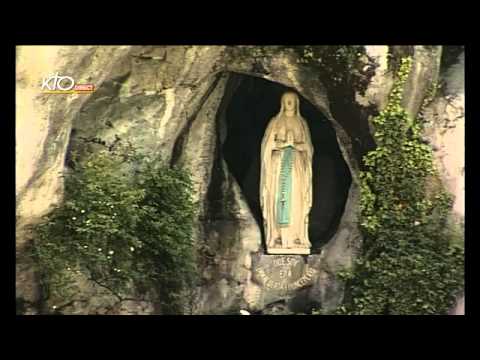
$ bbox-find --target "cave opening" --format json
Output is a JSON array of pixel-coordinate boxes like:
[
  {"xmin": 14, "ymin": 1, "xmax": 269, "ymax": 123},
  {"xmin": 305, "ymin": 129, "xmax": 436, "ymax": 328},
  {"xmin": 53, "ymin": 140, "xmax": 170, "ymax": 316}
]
[{"xmin": 221, "ymin": 74, "xmax": 352, "ymax": 252}]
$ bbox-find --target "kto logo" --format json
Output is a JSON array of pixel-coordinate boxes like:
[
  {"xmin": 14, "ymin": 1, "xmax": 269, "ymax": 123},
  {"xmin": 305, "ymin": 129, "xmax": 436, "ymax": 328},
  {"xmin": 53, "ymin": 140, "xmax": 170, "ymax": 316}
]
[{"xmin": 41, "ymin": 73, "xmax": 95, "ymax": 94}]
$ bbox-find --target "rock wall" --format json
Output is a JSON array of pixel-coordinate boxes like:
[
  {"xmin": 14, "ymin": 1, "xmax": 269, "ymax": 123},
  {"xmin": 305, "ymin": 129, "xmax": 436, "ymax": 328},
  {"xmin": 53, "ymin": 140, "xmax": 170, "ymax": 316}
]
[
  {"xmin": 16, "ymin": 46, "xmax": 134, "ymax": 312},
  {"xmin": 424, "ymin": 50, "xmax": 465, "ymax": 315},
  {"xmin": 16, "ymin": 45, "xmax": 461, "ymax": 315},
  {"xmin": 424, "ymin": 51, "xmax": 465, "ymax": 221}
]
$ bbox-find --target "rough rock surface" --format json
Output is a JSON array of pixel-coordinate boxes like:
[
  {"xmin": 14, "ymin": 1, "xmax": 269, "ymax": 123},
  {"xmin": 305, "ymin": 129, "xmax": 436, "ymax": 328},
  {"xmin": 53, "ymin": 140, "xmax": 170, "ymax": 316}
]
[
  {"xmin": 424, "ymin": 51, "xmax": 465, "ymax": 221},
  {"xmin": 16, "ymin": 45, "xmax": 462, "ymax": 314},
  {"xmin": 423, "ymin": 50, "xmax": 465, "ymax": 315}
]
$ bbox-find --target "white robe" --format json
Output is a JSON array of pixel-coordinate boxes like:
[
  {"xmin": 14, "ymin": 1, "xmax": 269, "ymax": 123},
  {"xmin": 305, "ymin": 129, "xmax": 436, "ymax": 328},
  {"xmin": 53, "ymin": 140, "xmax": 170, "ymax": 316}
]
[{"xmin": 260, "ymin": 114, "xmax": 313, "ymax": 253}]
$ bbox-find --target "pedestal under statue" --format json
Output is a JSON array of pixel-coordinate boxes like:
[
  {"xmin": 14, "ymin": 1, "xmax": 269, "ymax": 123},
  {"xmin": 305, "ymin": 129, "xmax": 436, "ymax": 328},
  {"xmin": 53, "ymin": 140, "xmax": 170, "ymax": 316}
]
[{"xmin": 260, "ymin": 91, "xmax": 313, "ymax": 255}]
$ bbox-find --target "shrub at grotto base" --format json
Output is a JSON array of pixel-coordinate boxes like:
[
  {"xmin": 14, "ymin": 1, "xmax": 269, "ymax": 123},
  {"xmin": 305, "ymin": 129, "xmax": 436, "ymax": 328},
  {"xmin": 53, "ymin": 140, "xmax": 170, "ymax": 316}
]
[{"xmin": 31, "ymin": 141, "xmax": 197, "ymax": 314}]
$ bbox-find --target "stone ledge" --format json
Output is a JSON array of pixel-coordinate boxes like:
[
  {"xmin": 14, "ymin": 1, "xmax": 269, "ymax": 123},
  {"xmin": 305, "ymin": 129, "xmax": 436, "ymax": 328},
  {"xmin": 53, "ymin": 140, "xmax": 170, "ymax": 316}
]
[{"xmin": 267, "ymin": 248, "xmax": 310, "ymax": 255}]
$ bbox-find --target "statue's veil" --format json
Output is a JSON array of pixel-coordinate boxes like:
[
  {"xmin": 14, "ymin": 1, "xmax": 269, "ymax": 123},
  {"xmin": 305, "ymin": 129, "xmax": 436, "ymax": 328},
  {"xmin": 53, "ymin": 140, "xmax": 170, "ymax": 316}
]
[{"xmin": 277, "ymin": 91, "xmax": 302, "ymax": 119}]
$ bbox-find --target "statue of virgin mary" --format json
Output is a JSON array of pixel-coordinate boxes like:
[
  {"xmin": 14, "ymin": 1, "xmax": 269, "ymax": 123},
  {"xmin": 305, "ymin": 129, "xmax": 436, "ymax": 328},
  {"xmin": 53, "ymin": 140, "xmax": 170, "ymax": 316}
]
[{"xmin": 260, "ymin": 91, "xmax": 313, "ymax": 255}]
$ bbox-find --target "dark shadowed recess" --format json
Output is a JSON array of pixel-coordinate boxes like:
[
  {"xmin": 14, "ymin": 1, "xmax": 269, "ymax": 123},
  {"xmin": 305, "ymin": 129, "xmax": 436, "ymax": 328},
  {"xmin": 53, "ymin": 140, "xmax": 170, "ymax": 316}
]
[{"xmin": 220, "ymin": 74, "xmax": 351, "ymax": 252}]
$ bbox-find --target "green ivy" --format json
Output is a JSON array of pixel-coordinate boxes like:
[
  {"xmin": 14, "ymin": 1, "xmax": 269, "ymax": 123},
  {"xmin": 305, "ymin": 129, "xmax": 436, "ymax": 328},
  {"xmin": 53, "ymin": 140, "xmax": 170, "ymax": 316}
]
[
  {"xmin": 337, "ymin": 57, "xmax": 464, "ymax": 315},
  {"xmin": 31, "ymin": 141, "xmax": 198, "ymax": 314}
]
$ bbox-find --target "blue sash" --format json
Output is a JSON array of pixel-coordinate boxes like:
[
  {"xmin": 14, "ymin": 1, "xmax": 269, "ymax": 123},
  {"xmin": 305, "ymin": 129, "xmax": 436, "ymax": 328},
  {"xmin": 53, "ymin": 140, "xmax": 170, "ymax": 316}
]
[{"xmin": 276, "ymin": 145, "xmax": 295, "ymax": 226}]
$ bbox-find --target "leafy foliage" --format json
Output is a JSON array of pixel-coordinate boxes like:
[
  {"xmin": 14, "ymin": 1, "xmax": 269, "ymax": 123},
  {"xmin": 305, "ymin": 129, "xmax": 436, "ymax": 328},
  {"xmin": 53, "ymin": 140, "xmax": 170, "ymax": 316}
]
[
  {"xmin": 32, "ymin": 141, "xmax": 197, "ymax": 314},
  {"xmin": 232, "ymin": 45, "xmax": 373, "ymax": 95},
  {"xmin": 293, "ymin": 45, "xmax": 372, "ymax": 93},
  {"xmin": 337, "ymin": 57, "xmax": 464, "ymax": 315}
]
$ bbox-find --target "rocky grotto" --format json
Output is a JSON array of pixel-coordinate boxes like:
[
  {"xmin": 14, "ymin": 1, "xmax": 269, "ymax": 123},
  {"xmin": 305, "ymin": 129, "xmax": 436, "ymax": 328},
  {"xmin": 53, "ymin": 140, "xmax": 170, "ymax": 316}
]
[{"xmin": 15, "ymin": 45, "xmax": 465, "ymax": 315}]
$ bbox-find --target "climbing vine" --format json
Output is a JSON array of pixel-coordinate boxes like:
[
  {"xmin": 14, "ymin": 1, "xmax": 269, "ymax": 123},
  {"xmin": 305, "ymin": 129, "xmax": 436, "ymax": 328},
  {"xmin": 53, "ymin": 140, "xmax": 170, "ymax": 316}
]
[
  {"xmin": 336, "ymin": 57, "xmax": 464, "ymax": 315},
  {"xmin": 31, "ymin": 140, "xmax": 198, "ymax": 314}
]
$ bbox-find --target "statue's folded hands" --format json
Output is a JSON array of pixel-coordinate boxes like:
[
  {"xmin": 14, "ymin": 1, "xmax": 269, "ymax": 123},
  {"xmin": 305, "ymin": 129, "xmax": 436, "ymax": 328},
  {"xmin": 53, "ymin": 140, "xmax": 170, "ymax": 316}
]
[{"xmin": 294, "ymin": 142, "xmax": 307, "ymax": 152}]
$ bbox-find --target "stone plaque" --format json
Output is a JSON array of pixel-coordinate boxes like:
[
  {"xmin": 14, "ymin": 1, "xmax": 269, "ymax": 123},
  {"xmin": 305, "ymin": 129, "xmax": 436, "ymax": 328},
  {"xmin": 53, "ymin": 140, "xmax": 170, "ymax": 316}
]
[{"xmin": 253, "ymin": 255, "xmax": 317, "ymax": 293}]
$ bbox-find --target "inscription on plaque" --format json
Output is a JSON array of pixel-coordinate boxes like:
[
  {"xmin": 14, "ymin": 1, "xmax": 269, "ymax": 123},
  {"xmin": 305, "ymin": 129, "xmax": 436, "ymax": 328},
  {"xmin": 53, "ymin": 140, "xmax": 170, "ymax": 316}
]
[{"xmin": 253, "ymin": 255, "xmax": 317, "ymax": 292}]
